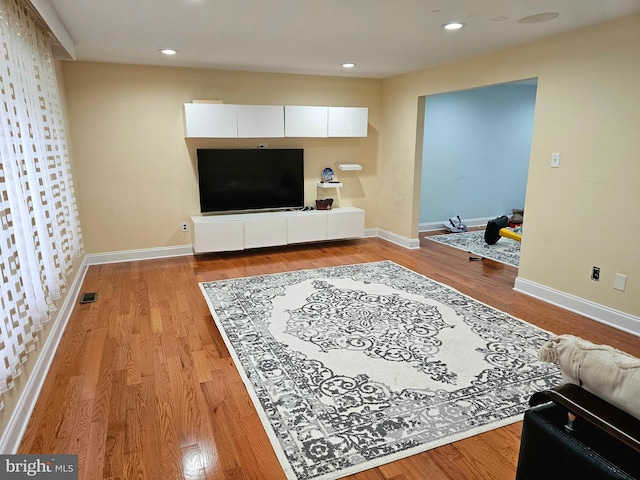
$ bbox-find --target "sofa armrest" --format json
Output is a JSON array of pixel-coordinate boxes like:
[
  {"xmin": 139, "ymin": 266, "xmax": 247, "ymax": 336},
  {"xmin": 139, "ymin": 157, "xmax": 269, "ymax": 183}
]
[{"xmin": 530, "ymin": 384, "xmax": 640, "ymax": 453}]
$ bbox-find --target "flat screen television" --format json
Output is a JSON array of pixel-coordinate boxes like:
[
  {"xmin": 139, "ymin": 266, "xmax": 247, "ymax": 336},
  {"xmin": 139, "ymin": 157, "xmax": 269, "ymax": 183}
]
[{"xmin": 196, "ymin": 148, "xmax": 304, "ymax": 214}]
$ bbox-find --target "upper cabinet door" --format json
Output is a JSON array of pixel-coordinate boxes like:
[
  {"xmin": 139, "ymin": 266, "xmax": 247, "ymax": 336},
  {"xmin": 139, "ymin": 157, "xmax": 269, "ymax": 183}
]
[
  {"xmin": 328, "ymin": 107, "xmax": 368, "ymax": 137},
  {"xmin": 236, "ymin": 105, "xmax": 285, "ymax": 138},
  {"xmin": 284, "ymin": 106, "xmax": 328, "ymax": 137},
  {"xmin": 183, "ymin": 103, "xmax": 238, "ymax": 138}
]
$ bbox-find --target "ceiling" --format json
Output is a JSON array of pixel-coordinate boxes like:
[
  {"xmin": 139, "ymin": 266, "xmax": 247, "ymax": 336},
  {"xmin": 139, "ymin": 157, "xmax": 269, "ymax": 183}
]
[{"xmin": 35, "ymin": 0, "xmax": 640, "ymax": 79}]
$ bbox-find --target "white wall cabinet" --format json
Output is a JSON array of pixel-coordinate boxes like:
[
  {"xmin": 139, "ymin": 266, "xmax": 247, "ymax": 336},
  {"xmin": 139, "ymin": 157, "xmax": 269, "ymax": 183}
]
[
  {"xmin": 183, "ymin": 103, "xmax": 238, "ymax": 138},
  {"xmin": 237, "ymin": 105, "xmax": 285, "ymax": 138},
  {"xmin": 284, "ymin": 106, "xmax": 328, "ymax": 137},
  {"xmin": 184, "ymin": 103, "xmax": 368, "ymax": 138},
  {"xmin": 328, "ymin": 107, "xmax": 368, "ymax": 137},
  {"xmin": 190, "ymin": 207, "xmax": 364, "ymax": 253}
]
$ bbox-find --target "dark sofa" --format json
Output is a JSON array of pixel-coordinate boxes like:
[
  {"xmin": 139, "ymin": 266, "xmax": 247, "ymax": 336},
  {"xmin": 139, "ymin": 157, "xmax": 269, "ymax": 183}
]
[{"xmin": 516, "ymin": 384, "xmax": 640, "ymax": 480}]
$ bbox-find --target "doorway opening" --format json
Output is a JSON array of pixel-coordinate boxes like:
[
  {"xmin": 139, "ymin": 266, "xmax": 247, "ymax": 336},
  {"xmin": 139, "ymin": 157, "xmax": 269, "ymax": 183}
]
[{"xmin": 418, "ymin": 79, "xmax": 538, "ymax": 242}]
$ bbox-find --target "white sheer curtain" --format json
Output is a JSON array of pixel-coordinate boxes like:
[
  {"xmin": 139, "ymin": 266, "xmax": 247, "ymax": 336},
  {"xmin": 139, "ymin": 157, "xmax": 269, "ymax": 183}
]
[{"xmin": 0, "ymin": 0, "xmax": 82, "ymax": 409}]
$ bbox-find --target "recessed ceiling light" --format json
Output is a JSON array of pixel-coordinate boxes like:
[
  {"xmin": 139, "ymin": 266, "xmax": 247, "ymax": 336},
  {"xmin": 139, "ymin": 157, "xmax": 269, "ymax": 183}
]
[
  {"xmin": 442, "ymin": 22, "xmax": 465, "ymax": 30},
  {"xmin": 517, "ymin": 12, "xmax": 559, "ymax": 24},
  {"xmin": 160, "ymin": 48, "xmax": 178, "ymax": 55},
  {"xmin": 341, "ymin": 63, "xmax": 356, "ymax": 68}
]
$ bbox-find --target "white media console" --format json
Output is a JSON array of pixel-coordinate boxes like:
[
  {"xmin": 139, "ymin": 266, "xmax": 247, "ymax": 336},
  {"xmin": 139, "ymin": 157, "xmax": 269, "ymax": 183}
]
[{"xmin": 190, "ymin": 207, "xmax": 365, "ymax": 253}]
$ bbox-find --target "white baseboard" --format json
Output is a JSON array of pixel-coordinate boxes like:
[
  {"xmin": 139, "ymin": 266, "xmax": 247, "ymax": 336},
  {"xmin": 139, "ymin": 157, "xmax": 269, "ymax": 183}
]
[
  {"xmin": 363, "ymin": 227, "xmax": 378, "ymax": 238},
  {"xmin": 0, "ymin": 256, "xmax": 90, "ymax": 453},
  {"xmin": 514, "ymin": 277, "xmax": 640, "ymax": 337},
  {"xmin": 419, "ymin": 216, "xmax": 495, "ymax": 232},
  {"xmin": 85, "ymin": 244, "xmax": 193, "ymax": 265},
  {"xmin": 372, "ymin": 228, "xmax": 420, "ymax": 249}
]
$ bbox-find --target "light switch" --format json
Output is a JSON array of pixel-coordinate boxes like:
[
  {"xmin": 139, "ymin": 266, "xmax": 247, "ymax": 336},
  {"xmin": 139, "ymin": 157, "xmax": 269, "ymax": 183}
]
[{"xmin": 551, "ymin": 152, "xmax": 560, "ymax": 168}]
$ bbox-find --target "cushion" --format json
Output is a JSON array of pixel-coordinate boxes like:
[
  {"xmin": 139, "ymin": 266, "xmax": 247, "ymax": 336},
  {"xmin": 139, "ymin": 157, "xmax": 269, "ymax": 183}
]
[{"xmin": 539, "ymin": 334, "xmax": 640, "ymax": 420}]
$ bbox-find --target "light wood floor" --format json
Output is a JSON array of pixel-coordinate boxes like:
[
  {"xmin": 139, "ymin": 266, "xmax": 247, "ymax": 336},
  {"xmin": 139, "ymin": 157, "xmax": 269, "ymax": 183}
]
[{"xmin": 19, "ymin": 236, "xmax": 640, "ymax": 479}]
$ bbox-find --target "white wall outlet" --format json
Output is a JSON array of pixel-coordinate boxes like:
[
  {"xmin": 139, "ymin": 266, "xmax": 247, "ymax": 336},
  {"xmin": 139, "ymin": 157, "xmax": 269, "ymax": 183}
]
[
  {"xmin": 614, "ymin": 273, "xmax": 627, "ymax": 291},
  {"xmin": 181, "ymin": 222, "xmax": 189, "ymax": 232},
  {"xmin": 551, "ymin": 152, "xmax": 560, "ymax": 168}
]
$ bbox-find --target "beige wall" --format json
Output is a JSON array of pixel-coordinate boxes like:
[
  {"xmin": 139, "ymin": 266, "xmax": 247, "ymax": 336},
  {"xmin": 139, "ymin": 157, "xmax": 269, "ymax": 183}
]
[
  {"xmin": 381, "ymin": 14, "xmax": 640, "ymax": 317},
  {"xmin": 62, "ymin": 15, "xmax": 639, "ymax": 318},
  {"xmin": 62, "ymin": 63, "xmax": 382, "ymax": 253}
]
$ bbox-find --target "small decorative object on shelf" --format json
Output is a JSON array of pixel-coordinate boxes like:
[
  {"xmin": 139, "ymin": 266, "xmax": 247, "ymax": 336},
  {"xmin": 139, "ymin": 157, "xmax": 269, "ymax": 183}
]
[
  {"xmin": 315, "ymin": 198, "xmax": 334, "ymax": 210},
  {"xmin": 321, "ymin": 167, "xmax": 335, "ymax": 182}
]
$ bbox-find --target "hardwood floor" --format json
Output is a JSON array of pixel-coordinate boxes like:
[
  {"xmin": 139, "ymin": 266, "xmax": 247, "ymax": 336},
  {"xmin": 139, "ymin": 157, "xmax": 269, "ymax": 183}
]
[{"xmin": 19, "ymin": 236, "xmax": 640, "ymax": 479}]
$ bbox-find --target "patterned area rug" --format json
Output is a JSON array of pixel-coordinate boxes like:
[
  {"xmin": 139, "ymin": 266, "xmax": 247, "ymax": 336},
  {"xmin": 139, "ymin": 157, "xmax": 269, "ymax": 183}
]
[
  {"xmin": 426, "ymin": 230, "xmax": 520, "ymax": 267},
  {"xmin": 199, "ymin": 261, "xmax": 560, "ymax": 480}
]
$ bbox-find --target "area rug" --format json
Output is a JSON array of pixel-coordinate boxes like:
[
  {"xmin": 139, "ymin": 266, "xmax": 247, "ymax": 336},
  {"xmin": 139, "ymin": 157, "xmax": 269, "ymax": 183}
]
[
  {"xmin": 426, "ymin": 230, "xmax": 520, "ymax": 267},
  {"xmin": 199, "ymin": 261, "xmax": 560, "ymax": 479}
]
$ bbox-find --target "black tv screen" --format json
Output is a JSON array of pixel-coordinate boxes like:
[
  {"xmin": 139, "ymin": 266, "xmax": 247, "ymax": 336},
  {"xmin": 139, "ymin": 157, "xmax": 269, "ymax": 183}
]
[{"xmin": 197, "ymin": 148, "xmax": 304, "ymax": 213}]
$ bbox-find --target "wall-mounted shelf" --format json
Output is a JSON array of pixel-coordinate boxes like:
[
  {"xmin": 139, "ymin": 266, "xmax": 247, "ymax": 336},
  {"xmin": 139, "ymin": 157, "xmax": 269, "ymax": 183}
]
[
  {"xmin": 317, "ymin": 182, "xmax": 343, "ymax": 188},
  {"xmin": 336, "ymin": 163, "xmax": 362, "ymax": 171}
]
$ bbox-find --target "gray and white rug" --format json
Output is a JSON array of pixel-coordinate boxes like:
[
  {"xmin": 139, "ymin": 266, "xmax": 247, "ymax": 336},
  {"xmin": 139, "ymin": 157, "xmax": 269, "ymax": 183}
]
[
  {"xmin": 426, "ymin": 230, "xmax": 520, "ymax": 267},
  {"xmin": 199, "ymin": 261, "xmax": 560, "ymax": 480}
]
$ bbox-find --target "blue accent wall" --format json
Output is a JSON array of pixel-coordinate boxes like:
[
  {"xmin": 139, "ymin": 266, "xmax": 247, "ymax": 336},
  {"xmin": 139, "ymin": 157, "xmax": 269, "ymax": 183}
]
[{"xmin": 420, "ymin": 82, "xmax": 537, "ymax": 224}]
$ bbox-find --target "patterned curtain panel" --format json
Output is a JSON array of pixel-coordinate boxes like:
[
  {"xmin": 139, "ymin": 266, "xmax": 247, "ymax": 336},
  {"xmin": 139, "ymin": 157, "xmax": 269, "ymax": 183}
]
[{"xmin": 0, "ymin": 0, "xmax": 83, "ymax": 409}]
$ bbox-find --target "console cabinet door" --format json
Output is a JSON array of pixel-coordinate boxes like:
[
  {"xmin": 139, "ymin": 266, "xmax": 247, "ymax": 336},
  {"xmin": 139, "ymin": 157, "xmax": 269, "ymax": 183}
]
[
  {"xmin": 287, "ymin": 211, "xmax": 327, "ymax": 243},
  {"xmin": 244, "ymin": 216, "xmax": 287, "ymax": 249},
  {"xmin": 183, "ymin": 103, "xmax": 238, "ymax": 138},
  {"xmin": 237, "ymin": 105, "xmax": 285, "ymax": 138},
  {"xmin": 191, "ymin": 218, "xmax": 244, "ymax": 253},
  {"xmin": 328, "ymin": 107, "xmax": 368, "ymax": 137},
  {"xmin": 326, "ymin": 208, "xmax": 365, "ymax": 239},
  {"xmin": 284, "ymin": 106, "xmax": 328, "ymax": 137}
]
